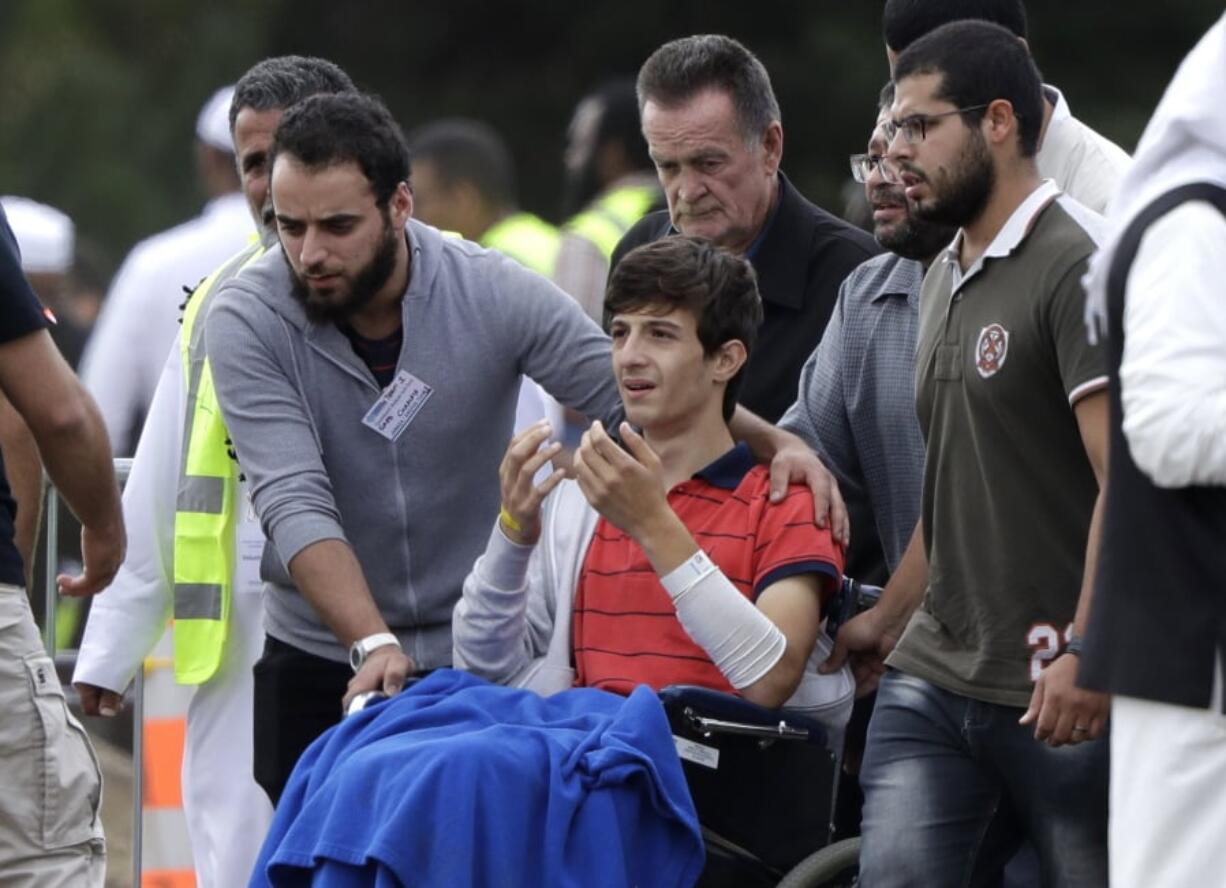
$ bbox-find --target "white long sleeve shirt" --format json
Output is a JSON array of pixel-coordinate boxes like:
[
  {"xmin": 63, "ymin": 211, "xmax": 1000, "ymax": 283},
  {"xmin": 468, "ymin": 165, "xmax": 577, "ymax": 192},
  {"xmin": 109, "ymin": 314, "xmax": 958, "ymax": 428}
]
[
  {"xmin": 81, "ymin": 193, "xmax": 253, "ymax": 455},
  {"xmin": 73, "ymin": 334, "xmax": 264, "ymax": 693},
  {"xmin": 74, "ymin": 342, "xmax": 182, "ymax": 692},
  {"xmin": 1120, "ymin": 201, "xmax": 1226, "ymax": 488}
]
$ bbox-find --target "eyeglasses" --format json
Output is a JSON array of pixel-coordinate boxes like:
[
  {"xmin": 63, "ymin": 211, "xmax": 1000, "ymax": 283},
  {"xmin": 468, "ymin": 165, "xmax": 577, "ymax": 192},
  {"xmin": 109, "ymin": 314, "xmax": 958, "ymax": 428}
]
[
  {"xmin": 849, "ymin": 153, "xmax": 889, "ymax": 183},
  {"xmin": 850, "ymin": 153, "xmax": 910, "ymax": 186},
  {"xmin": 883, "ymin": 104, "xmax": 990, "ymax": 144}
]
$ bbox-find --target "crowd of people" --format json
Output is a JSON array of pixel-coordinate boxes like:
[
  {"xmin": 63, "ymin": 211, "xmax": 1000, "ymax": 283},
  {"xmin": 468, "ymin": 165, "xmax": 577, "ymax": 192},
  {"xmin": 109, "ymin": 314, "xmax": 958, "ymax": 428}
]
[{"xmin": 0, "ymin": 1, "xmax": 1222, "ymax": 886}]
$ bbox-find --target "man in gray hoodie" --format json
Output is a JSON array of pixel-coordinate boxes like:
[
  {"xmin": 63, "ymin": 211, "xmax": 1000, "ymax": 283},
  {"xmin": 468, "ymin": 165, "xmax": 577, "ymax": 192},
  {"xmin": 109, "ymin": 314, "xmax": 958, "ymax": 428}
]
[{"xmin": 205, "ymin": 93, "xmax": 624, "ymax": 803}]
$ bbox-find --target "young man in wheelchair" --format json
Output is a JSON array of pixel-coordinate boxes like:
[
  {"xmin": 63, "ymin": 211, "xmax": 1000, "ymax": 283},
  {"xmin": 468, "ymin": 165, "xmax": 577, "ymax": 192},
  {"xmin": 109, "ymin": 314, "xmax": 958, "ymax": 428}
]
[
  {"xmin": 453, "ymin": 234, "xmax": 853, "ymax": 737},
  {"xmin": 251, "ymin": 237, "xmax": 855, "ymax": 887}
]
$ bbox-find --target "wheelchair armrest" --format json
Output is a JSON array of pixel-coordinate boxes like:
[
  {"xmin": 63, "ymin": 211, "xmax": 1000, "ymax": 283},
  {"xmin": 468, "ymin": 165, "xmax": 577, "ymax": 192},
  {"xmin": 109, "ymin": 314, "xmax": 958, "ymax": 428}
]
[{"xmin": 658, "ymin": 684, "xmax": 829, "ymax": 747}]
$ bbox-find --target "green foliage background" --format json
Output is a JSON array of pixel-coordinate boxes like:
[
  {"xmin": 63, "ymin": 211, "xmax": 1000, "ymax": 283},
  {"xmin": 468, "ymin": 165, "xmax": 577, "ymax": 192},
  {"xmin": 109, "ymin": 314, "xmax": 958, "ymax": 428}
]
[{"xmin": 1, "ymin": 0, "xmax": 1220, "ymax": 278}]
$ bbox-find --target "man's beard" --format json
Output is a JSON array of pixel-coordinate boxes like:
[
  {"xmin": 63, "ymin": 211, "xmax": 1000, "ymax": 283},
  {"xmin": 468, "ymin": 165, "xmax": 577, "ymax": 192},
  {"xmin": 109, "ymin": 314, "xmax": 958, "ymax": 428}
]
[
  {"xmin": 872, "ymin": 184, "xmax": 958, "ymax": 261},
  {"xmin": 287, "ymin": 219, "xmax": 400, "ymax": 325},
  {"xmin": 912, "ymin": 129, "xmax": 995, "ymax": 229}
]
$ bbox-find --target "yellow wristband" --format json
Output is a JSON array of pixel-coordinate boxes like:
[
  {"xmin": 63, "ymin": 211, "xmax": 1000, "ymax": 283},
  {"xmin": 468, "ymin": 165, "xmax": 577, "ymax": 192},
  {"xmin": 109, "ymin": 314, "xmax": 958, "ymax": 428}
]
[{"xmin": 499, "ymin": 507, "xmax": 523, "ymax": 534}]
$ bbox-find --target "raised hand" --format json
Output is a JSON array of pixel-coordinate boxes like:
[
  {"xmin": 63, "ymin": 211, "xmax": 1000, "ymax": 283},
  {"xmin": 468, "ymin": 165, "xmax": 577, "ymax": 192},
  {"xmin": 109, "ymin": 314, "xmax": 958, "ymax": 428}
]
[{"xmin": 498, "ymin": 420, "xmax": 566, "ymax": 544}]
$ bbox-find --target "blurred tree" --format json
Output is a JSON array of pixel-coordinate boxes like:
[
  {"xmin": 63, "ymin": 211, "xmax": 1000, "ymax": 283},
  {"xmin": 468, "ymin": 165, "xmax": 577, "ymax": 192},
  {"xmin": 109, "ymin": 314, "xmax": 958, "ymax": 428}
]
[
  {"xmin": 0, "ymin": 0, "xmax": 274, "ymax": 271},
  {"xmin": 1, "ymin": 0, "xmax": 1221, "ymax": 276}
]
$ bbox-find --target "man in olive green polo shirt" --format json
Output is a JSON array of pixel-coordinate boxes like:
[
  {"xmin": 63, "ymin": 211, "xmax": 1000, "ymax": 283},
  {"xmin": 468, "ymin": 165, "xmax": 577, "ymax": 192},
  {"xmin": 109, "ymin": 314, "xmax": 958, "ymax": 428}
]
[{"xmin": 851, "ymin": 21, "xmax": 1112, "ymax": 887}]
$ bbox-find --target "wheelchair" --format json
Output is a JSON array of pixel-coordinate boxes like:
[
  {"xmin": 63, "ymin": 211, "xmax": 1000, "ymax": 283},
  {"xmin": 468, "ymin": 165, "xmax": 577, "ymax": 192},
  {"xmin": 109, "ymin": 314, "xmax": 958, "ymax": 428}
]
[
  {"xmin": 350, "ymin": 681, "xmax": 861, "ymax": 887},
  {"xmin": 654, "ymin": 578, "xmax": 877, "ymax": 887},
  {"xmin": 659, "ymin": 685, "xmax": 859, "ymax": 888},
  {"xmin": 350, "ymin": 576, "xmax": 871, "ymax": 888}
]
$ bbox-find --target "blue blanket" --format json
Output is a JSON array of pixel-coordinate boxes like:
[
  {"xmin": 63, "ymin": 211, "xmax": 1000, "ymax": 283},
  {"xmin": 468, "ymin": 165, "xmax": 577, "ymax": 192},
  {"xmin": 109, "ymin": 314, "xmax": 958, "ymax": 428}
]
[{"xmin": 250, "ymin": 669, "xmax": 704, "ymax": 887}]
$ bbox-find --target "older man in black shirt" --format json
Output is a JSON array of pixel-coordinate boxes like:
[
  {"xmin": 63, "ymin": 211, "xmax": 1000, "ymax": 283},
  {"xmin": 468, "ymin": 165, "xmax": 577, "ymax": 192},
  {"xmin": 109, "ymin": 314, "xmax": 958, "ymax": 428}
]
[{"xmin": 611, "ymin": 34, "xmax": 879, "ymax": 425}]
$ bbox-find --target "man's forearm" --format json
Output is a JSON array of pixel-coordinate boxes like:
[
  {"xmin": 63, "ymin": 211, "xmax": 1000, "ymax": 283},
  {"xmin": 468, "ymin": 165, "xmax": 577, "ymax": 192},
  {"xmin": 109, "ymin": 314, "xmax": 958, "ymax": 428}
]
[
  {"xmin": 33, "ymin": 390, "xmax": 122, "ymax": 535},
  {"xmin": 0, "ymin": 332, "xmax": 121, "ymax": 536},
  {"xmin": 875, "ymin": 521, "xmax": 928, "ymax": 636},
  {"xmin": 628, "ymin": 504, "xmax": 700, "ymax": 577},
  {"xmin": 728, "ymin": 405, "xmax": 785, "ymax": 460},
  {"xmin": 287, "ymin": 538, "xmax": 391, "ymax": 647},
  {"xmin": 1071, "ymin": 492, "xmax": 1105, "ymax": 637}
]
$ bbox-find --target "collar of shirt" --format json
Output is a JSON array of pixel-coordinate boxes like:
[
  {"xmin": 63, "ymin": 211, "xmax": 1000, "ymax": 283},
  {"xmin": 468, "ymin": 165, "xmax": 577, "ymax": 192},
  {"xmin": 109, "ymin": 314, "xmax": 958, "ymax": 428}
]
[
  {"xmin": 744, "ymin": 182, "xmax": 784, "ymax": 262},
  {"xmin": 943, "ymin": 178, "xmax": 1062, "ymax": 292},
  {"xmin": 868, "ymin": 254, "xmax": 928, "ymax": 307},
  {"xmin": 1043, "ymin": 84, "xmax": 1071, "ymax": 130},
  {"xmin": 666, "ymin": 173, "xmax": 809, "ymax": 310},
  {"xmin": 686, "ymin": 441, "xmax": 755, "ymax": 491}
]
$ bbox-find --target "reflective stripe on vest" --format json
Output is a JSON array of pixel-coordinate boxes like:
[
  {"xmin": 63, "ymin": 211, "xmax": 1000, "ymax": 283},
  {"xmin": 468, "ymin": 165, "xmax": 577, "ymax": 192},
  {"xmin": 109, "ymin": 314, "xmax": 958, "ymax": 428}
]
[
  {"xmin": 563, "ymin": 184, "xmax": 660, "ymax": 260},
  {"xmin": 480, "ymin": 212, "xmax": 561, "ymax": 276},
  {"xmin": 171, "ymin": 242, "xmax": 265, "ymax": 684}
]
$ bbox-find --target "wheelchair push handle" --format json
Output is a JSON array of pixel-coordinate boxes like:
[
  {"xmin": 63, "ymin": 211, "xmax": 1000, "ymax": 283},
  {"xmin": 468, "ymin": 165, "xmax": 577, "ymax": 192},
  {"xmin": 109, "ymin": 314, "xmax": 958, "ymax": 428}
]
[
  {"xmin": 343, "ymin": 669, "xmax": 436, "ymax": 717},
  {"xmin": 346, "ymin": 690, "xmax": 389, "ymax": 716},
  {"xmin": 825, "ymin": 576, "xmax": 884, "ymax": 640}
]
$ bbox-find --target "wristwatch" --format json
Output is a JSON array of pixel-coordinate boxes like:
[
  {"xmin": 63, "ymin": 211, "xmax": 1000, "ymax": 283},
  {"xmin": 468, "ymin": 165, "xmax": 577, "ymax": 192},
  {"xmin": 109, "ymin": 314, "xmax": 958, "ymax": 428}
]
[{"xmin": 348, "ymin": 632, "xmax": 400, "ymax": 673}]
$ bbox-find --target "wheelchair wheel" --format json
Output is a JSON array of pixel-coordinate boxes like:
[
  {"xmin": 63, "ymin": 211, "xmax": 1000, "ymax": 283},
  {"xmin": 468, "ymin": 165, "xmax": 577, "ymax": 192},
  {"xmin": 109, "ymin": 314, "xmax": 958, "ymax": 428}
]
[{"xmin": 774, "ymin": 837, "xmax": 859, "ymax": 888}]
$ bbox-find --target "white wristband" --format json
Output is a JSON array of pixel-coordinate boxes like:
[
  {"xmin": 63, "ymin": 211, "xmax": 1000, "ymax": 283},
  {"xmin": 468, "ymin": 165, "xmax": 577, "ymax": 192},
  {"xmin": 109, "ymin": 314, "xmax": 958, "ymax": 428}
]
[{"xmin": 660, "ymin": 549, "xmax": 718, "ymax": 600}]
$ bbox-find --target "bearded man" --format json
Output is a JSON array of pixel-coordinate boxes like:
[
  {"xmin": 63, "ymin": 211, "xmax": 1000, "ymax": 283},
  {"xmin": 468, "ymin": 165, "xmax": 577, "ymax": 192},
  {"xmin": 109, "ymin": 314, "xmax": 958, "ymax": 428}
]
[
  {"xmin": 204, "ymin": 92, "xmax": 624, "ymax": 804},
  {"xmin": 853, "ymin": 21, "xmax": 1113, "ymax": 886}
]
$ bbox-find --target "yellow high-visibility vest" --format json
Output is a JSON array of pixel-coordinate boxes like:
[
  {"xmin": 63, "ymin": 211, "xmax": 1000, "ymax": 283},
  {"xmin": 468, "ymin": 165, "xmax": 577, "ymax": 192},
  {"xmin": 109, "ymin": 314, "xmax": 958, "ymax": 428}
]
[
  {"xmin": 563, "ymin": 184, "xmax": 660, "ymax": 260},
  {"xmin": 481, "ymin": 212, "xmax": 561, "ymax": 276},
  {"xmin": 171, "ymin": 242, "xmax": 265, "ymax": 684}
]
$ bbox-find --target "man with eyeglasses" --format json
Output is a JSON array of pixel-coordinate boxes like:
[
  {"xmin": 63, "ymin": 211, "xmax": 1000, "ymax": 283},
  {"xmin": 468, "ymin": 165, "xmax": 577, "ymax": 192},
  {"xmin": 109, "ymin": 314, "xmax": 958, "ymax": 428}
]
[
  {"xmin": 776, "ymin": 82, "xmax": 957, "ymax": 842},
  {"xmin": 853, "ymin": 22, "xmax": 1112, "ymax": 886},
  {"xmin": 882, "ymin": 0, "xmax": 1129, "ymax": 214},
  {"xmin": 781, "ymin": 79, "xmax": 953, "ymax": 663}
]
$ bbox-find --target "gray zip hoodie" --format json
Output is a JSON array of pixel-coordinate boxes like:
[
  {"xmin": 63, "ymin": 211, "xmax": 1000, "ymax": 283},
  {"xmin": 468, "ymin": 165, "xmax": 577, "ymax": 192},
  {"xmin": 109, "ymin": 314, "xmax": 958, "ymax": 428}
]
[{"xmin": 205, "ymin": 219, "xmax": 620, "ymax": 667}]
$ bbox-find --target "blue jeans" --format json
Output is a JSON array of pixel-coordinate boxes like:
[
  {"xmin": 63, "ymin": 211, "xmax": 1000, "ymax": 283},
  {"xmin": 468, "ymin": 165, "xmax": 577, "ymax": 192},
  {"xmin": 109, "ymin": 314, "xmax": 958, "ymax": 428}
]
[{"xmin": 858, "ymin": 670, "xmax": 1107, "ymax": 888}]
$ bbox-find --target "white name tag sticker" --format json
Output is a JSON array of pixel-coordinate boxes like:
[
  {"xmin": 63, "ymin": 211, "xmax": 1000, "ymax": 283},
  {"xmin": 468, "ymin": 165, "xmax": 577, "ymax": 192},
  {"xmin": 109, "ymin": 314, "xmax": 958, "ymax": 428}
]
[
  {"xmin": 674, "ymin": 735, "xmax": 720, "ymax": 770},
  {"xmin": 237, "ymin": 519, "xmax": 265, "ymax": 596},
  {"xmin": 361, "ymin": 370, "xmax": 434, "ymax": 441}
]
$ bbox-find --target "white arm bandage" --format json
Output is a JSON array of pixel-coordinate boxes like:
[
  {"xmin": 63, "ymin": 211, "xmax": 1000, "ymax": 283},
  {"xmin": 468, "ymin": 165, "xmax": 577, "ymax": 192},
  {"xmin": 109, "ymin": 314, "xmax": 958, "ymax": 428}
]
[{"xmin": 659, "ymin": 550, "xmax": 787, "ymax": 690}]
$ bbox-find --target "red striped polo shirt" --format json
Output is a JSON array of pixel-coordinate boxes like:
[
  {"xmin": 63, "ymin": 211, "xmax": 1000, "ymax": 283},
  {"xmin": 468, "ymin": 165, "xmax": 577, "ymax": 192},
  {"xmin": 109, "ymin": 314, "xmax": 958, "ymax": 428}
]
[{"xmin": 572, "ymin": 443, "xmax": 844, "ymax": 696}]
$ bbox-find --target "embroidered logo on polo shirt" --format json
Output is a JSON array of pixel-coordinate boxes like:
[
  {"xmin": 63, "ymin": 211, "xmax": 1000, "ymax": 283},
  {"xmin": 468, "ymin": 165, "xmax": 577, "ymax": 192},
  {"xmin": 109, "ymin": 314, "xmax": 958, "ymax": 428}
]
[{"xmin": 975, "ymin": 323, "xmax": 1010, "ymax": 378}]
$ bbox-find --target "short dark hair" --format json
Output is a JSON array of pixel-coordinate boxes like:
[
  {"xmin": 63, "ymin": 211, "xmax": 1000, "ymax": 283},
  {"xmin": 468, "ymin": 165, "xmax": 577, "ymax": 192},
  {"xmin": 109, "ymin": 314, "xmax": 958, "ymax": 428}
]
[
  {"xmin": 406, "ymin": 119, "xmax": 516, "ymax": 206},
  {"xmin": 230, "ymin": 55, "xmax": 356, "ymax": 132},
  {"xmin": 883, "ymin": 0, "xmax": 1028, "ymax": 53},
  {"xmin": 894, "ymin": 20, "xmax": 1043, "ymax": 157},
  {"xmin": 637, "ymin": 35, "xmax": 781, "ymax": 142},
  {"xmin": 270, "ymin": 93, "xmax": 410, "ymax": 207},
  {"xmin": 588, "ymin": 79, "xmax": 650, "ymax": 170},
  {"xmin": 605, "ymin": 236, "xmax": 762, "ymax": 421}
]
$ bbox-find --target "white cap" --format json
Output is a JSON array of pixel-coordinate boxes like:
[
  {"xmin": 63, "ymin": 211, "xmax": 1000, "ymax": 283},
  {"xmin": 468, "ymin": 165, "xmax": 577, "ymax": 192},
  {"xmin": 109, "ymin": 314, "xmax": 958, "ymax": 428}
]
[
  {"xmin": 195, "ymin": 85, "xmax": 236, "ymax": 153},
  {"xmin": 0, "ymin": 196, "xmax": 74, "ymax": 274}
]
